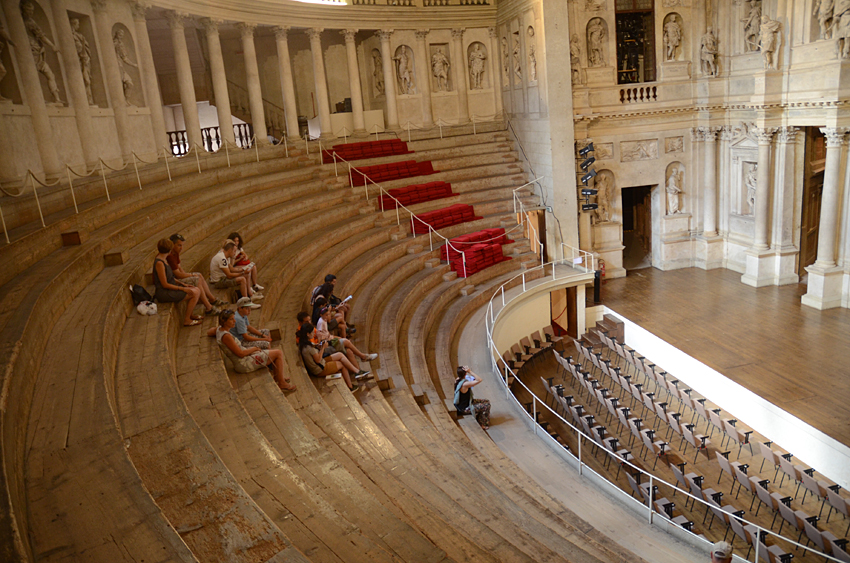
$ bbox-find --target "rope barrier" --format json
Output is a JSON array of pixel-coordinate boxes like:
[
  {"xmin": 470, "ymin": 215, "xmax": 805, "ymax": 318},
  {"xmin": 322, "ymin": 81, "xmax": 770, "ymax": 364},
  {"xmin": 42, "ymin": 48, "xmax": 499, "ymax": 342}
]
[{"xmin": 0, "ymin": 203, "xmax": 8, "ymax": 244}]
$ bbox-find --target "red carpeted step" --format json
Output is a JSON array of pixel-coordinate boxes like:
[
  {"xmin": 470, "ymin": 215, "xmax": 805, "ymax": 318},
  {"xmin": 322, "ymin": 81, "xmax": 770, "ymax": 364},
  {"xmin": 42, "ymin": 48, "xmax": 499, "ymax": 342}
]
[
  {"xmin": 322, "ymin": 138, "xmax": 413, "ymax": 163},
  {"xmin": 412, "ymin": 204, "xmax": 482, "ymax": 235},
  {"xmin": 349, "ymin": 159, "xmax": 436, "ymax": 186},
  {"xmin": 439, "ymin": 227, "xmax": 515, "ymax": 261}
]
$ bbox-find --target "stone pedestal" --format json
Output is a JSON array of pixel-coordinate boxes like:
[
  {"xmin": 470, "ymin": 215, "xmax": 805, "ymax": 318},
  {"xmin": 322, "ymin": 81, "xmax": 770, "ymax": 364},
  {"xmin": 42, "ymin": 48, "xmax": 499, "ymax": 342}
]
[
  {"xmin": 659, "ymin": 61, "xmax": 691, "ymax": 81},
  {"xmin": 741, "ymin": 247, "xmax": 775, "ymax": 287},
  {"xmin": 695, "ymin": 233, "xmax": 723, "ymax": 271},
  {"xmin": 659, "ymin": 213, "xmax": 692, "ymax": 270},
  {"xmin": 593, "ymin": 221, "xmax": 625, "ymax": 279},
  {"xmin": 801, "ymin": 264, "xmax": 844, "ymax": 310},
  {"xmin": 772, "ymin": 246, "xmax": 800, "ymax": 286},
  {"xmin": 584, "ymin": 67, "xmax": 616, "ymax": 87}
]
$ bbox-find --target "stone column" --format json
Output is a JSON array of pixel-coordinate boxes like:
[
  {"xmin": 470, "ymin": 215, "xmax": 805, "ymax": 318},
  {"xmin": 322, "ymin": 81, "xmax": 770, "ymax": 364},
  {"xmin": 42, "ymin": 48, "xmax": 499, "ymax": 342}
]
[
  {"xmin": 450, "ymin": 28, "xmax": 469, "ymax": 123},
  {"xmin": 413, "ymin": 29, "xmax": 433, "ymax": 128},
  {"xmin": 703, "ymin": 127, "xmax": 718, "ymax": 236},
  {"xmin": 771, "ymin": 126, "xmax": 801, "ymax": 284},
  {"xmin": 1, "ymin": 0, "xmax": 62, "ymax": 175},
  {"xmin": 753, "ymin": 128, "xmax": 776, "ymax": 250},
  {"xmin": 238, "ymin": 23, "xmax": 268, "ymax": 144},
  {"xmin": 488, "ymin": 27, "xmax": 504, "ymax": 118},
  {"xmin": 377, "ymin": 29, "xmax": 399, "ymax": 130},
  {"xmin": 342, "ymin": 29, "xmax": 366, "ymax": 134},
  {"xmin": 307, "ymin": 28, "xmax": 333, "ymax": 138},
  {"xmin": 690, "ymin": 127, "xmax": 705, "ymax": 230},
  {"xmin": 167, "ymin": 11, "xmax": 201, "ymax": 149},
  {"xmin": 201, "ymin": 18, "xmax": 234, "ymax": 145},
  {"xmin": 92, "ymin": 0, "xmax": 134, "ymax": 159},
  {"xmin": 273, "ymin": 26, "xmax": 301, "ymax": 141},
  {"xmin": 814, "ymin": 128, "xmax": 846, "ymax": 267},
  {"xmin": 131, "ymin": 1, "xmax": 168, "ymax": 152},
  {"xmin": 718, "ymin": 126, "xmax": 734, "ymax": 234},
  {"xmin": 51, "ymin": 0, "xmax": 97, "ymax": 166}
]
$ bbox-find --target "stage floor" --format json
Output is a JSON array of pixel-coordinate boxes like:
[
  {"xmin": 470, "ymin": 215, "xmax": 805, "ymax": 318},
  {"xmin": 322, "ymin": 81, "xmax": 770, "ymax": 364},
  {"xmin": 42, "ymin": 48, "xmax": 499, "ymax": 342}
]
[{"xmin": 599, "ymin": 268, "xmax": 850, "ymax": 449}]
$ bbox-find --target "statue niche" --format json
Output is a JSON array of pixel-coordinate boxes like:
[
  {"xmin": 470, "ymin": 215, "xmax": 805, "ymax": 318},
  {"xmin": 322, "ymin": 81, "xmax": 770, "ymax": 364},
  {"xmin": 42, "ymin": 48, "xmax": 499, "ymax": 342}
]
[
  {"xmin": 21, "ymin": 0, "xmax": 64, "ymax": 104},
  {"xmin": 467, "ymin": 42, "xmax": 487, "ymax": 90},
  {"xmin": 112, "ymin": 24, "xmax": 142, "ymax": 106},
  {"xmin": 665, "ymin": 162, "xmax": 684, "ymax": 215},
  {"xmin": 663, "ymin": 13, "xmax": 683, "ymax": 61},
  {"xmin": 393, "ymin": 45, "xmax": 415, "ymax": 95},
  {"xmin": 371, "ymin": 49, "xmax": 384, "ymax": 96},
  {"xmin": 586, "ymin": 17, "xmax": 607, "ymax": 68}
]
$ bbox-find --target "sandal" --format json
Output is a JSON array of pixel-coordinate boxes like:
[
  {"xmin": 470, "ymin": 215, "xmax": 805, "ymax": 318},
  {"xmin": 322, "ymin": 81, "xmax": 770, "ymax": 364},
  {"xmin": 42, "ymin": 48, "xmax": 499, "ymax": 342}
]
[
  {"xmin": 278, "ymin": 382, "xmax": 297, "ymax": 392},
  {"xmin": 204, "ymin": 306, "xmax": 221, "ymax": 316},
  {"xmin": 190, "ymin": 314, "xmax": 204, "ymax": 321},
  {"xmin": 183, "ymin": 319, "xmax": 202, "ymax": 327},
  {"xmin": 213, "ymin": 298, "xmax": 227, "ymax": 306}
]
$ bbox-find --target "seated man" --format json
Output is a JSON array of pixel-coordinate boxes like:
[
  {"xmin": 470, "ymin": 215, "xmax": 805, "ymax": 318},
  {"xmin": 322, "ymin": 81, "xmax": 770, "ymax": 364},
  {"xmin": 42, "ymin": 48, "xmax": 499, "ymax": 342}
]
[
  {"xmin": 167, "ymin": 234, "xmax": 225, "ymax": 309},
  {"xmin": 317, "ymin": 306, "xmax": 377, "ymax": 373},
  {"xmin": 232, "ymin": 297, "xmax": 272, "ymax": 349},
  {"xmin": 215, "ymin": 310, "xmax": 295, "ymax": 392},
  {"xmin": 315, "ymin": 274, "xmax": 352, "ymax": 323},
  {"xmin": 312, "ymin": 296, "xmax": 351, "ymax": 337},
  {"xmin": 210, "ymin": 240, "xmax": 262, "ymax": 303}
]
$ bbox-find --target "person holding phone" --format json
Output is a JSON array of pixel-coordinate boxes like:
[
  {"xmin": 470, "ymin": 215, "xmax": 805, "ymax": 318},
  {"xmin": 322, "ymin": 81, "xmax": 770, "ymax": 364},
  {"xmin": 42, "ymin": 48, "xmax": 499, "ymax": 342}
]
[
  {"xmin": 453, "ymin": 366, "xmax": 491, "ymax": 430},
  {"xmin": 297, "ymin": 322, "xmax": 368, "ymax": 392}
]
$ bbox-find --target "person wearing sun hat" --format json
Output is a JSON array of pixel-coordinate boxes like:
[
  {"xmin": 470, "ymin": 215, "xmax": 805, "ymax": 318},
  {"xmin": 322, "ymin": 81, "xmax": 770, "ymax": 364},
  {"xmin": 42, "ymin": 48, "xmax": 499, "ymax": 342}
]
[
  {"xmin": 710, "ymin": 541, "xmax": 732, "ymax": 563},
  {"xmin": 232, "ymin": 297, "xmax": 271, "ymax": 350}
]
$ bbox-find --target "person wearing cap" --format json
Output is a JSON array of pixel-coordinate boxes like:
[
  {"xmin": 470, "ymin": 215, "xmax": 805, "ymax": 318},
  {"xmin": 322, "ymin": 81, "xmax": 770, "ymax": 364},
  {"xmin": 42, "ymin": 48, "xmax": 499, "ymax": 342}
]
[
  {"xmin": 710, "ymin": 541, "xmax": 732, "ymax": 563},
  {"xmin": 232, "ymin": 297, "xmax": 272, "ymax": 349},
  {"xmin": 209, "ymin": 240, "xmax": 261, "ymax": 302},
  {"xmin": 317, "ymin": 306, "xmax": 377, "ymax": 368},
  {"xmin": 215, "ymin": 310, "xmax": 295, "ymax": 392},
  {"xmin": 167, "ymin": 234, "xmax": 225, "ymax": 309}
]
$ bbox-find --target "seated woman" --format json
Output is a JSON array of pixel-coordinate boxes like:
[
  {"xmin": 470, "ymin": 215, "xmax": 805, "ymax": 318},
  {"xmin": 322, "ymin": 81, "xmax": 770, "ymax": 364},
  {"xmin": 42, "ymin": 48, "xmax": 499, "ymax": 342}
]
[
  {"xmin": 315, "ymin": 277, "xmax": 352, "ymax": 327},
  {"xmin": 153, "ymin": 238, "xmax": 216, "ymax": 326},
  {"xmin": 215, "ymin": 310, "xmax": 296, "ymax": 392},
  {"xmin": 296, "ymin": 322, "xmax": 369, "ymax": 392},
  {"xmin": 227, "ymin": 231, "xmax": 263, "ymax": 293},
  {"xmin": 312, "ymin": 296, "xmax": 351, "ymax": 337},
  {"xmin": 317, "ymin": 306, "xmax": 377, "ymax": 369},
  {"xmin": 453, "ymin": 366, "xmax": 491, "ymax": 430}
]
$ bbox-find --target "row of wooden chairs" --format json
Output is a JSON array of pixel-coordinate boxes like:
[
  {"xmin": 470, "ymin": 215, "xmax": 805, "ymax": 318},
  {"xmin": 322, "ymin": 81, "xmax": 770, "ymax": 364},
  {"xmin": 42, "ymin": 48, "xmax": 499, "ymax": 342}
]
[{"xmin": 501, "ymin": 325, "xmax": 564, "ymax": 376}]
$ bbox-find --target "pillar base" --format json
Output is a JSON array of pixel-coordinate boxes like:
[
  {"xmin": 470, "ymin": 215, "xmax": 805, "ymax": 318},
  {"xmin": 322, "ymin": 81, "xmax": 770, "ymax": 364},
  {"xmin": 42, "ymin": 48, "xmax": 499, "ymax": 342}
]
[
  {"xmin": 772, "ymin": 246, "xmax": 800, "ymax": 286},
  {"xmin": 694, "ymin": 233, "xmax": 724, "ymax": 270},
  {"xmin": 741, "ymin": 247, "xmax": 774, "ymax": 287},
  {"xmin": 352, "ymin": 129, "xmax": 370, "ymax": 138},
  {"xmin": 843, "ymin": 270, "xmax": 850, "ymax": 309},
  {"xmin": 801, "ymin": 263, "xmax": 844, "ymax": 310},
  {"xmin": 593, "ymin": 221, "xmax": 626, "ymax": 279}
]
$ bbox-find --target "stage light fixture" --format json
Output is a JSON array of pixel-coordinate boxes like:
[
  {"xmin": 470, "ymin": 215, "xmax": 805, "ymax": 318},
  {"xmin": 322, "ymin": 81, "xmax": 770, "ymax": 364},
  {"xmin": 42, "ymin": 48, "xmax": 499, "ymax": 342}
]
[
  {"xmin": 580, "ymin": 156, "xmax": 596, "ymax": 171},
  {"xmin": 581, "ymin": 188, "xmax": 598, "ymax": 196},
  {"xmin": 582, "ymin": 203, "xmax": 599, "ymax": 211},
  {"xmin": 581, "ymin": 170, "xmax": 597, "ymax": 185},
  {"xmin": 579, "ymin": 143, "xmax": 595, "ymax": 156}
]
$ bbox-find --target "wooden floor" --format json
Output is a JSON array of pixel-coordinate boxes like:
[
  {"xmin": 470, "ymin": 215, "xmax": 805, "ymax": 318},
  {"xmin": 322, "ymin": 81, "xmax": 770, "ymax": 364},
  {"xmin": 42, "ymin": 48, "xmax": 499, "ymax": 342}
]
[{"xmin": 600, "ymin": 268, "xmax": 850, "ymax": 448}]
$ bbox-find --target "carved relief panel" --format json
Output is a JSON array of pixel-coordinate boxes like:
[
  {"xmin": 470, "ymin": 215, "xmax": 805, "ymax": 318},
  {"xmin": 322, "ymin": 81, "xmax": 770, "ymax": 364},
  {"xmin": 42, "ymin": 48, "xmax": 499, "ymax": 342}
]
[
  {"xmin": 371, "ymin": 48, "xmax": 384, "ymax": 97},
  {"xmin": 620, "ymin": 139, "xmax": 658, "ymax": 161}
]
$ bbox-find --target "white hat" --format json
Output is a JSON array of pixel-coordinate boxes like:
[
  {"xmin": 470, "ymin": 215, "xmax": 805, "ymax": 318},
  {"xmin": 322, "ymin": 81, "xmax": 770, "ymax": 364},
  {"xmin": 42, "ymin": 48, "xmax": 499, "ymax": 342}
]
[
  {"xmin": 712, "ymin": 541, "xmax": 732, "ymax": 560},
  {"xmin": 235, "ymin": 297, "xmax": 260, "ymax": 309}
]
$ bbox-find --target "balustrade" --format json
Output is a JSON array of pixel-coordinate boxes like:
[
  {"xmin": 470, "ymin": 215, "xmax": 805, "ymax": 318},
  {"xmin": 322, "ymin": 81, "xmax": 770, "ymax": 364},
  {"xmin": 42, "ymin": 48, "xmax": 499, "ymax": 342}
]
[
  {"xmin": 167, "ymin": 123, "xmax": 254, "ymax": 156},
  {"xmin": 619, "ymin": 86, "xmax": 657, "ymax": 104},
  {"xmin": 167, "ymin": 130, "xmax": 190, "ymax": 156}
]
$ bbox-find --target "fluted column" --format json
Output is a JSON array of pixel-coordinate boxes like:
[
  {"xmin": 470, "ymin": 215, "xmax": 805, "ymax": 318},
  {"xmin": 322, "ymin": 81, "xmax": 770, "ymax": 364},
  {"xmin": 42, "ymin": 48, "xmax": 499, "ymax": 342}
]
[
  {"xmin": 413, "ymin": 30, "xmax": 433, "ymax": 127},
  {"xmin": 488, "ymin": 27, "xmax": 503, "ymax": 118},
  {"xmin": 238, "ymin": 23, "xmax": 267, "ymax": 144},
  {"xmin": 703, "ymin": 127, "xmax": 718, "ymax": 236},
  {"xmin": 201, "ymin": 18, "xmax": 234, "ymax": 145},
  {"xmin": 718, "ymin": 126, "xmax": 734, "ymax": 234},
  {"xmin": 377, "ymin": 29, "xmax": 399, "ymax": 130},
  {"xmin": 342, "ymin": 29, "xmax": 366, "ymax": 134},
  {"xmin": 450, "ymin": 28, "xmax": 469, "ymax": 123},
  {"xmin": 1, "ymin": 0, "xmax": 62, "ymax": 175},
  {"xmin": 753, "ymin": 127, "xmax": 776, "ymax": 250},
  {"xmin": 131, "ymin": 1, "xmax": 168, "ymax": 152},
  {"xmin": 273, "ymin": 27, "xmax": 300, "ymax": 141},
  {"xmin": 307, "ymin": 28, "xmax": 333, "ymax": 138},
  {"xmin": 167, "ymin": 11, "xmax": 201, "ymax": 149},
  {"xmin": 51, "ymin": 0, "xmax": 97, "ymax": 166},
  {"xmin": 92, "ymin": 0, "xmax": 134, "ymax": 159},
  {"xmin": 814, "ymin": 128, "xmax": 847, "ymax": 267}
]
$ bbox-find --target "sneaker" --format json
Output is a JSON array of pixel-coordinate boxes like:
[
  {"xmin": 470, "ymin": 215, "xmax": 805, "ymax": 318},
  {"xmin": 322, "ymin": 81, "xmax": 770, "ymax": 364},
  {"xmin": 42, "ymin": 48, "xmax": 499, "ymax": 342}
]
[
  {"xmin": 253, "ymin": 284, "xmax": 264, "ymax": 291},
  {"xmin": 347, "ymin": 327, "xmax": 357, "ymax": 335},
  {"xmin": 365, "ymin": 353, "xmax": 378, "ymax": 361},
  {"xmin": 325, "ymin": 372, "xmax": 342, "ymax": 380},
  {"xmin": 354, "ymin": 370, "xmax": 372, "ymax": 380},
  {"xmin": 212, "ymin": 298, "xmax": 227, "ymax": 306},
  {"xmin": 349, "ymin": 383, "xmax": 361, "ymax": 392},
  {"xmin": 251, "ymin": 293, "xmax": 264, "ymax": 302},
  {"xmin": 204, "ymin": 306, "xmax": 221, "ymax": 316}
]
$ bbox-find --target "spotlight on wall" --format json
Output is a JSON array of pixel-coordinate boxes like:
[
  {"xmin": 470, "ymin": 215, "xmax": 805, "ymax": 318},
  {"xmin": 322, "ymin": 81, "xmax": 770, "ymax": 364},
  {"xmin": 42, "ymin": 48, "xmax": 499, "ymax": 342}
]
[
  {"xmin": 582, "ymin": 203, "xmax": 599, "ymax": 211},
  {"xmin": 581, "ymin": 188, "xmax": 598, "ymax": 196},
  {"xmin": 579, "ymin": 143, "xmax": 595, "ymax": 156},
  {"xmin": 580, "ymin": 156, "xmax": 596, "ymax": 171},
  {"xmin": 581, "ymin": 170, "xmax": 597, "ymax": 185}
]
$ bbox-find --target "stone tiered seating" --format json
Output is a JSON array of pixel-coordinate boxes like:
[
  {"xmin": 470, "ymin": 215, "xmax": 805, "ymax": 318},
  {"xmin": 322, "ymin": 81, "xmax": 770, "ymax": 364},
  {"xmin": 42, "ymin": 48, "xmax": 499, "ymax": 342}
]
[
  {"xmin": 1, "ymin": 123, "xmax": 651, "ymax": 563},
  {"xmin": 322, "ymin": 138, "xmax": 412, "ymax": 163},
  {"xmin": 349, "ymin": 160, "xmax": 435, "ymax": 186}
]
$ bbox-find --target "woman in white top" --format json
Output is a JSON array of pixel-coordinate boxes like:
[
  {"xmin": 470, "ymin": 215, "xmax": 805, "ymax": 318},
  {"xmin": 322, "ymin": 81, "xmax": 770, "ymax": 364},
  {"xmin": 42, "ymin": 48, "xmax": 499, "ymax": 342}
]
[
  {"xmin": 215, "ymin": 310, "xmax": 295, "ymax": 391},
  {"xmin": 317, "ymin": 306, "xmax": 377, "ymax": 367}
]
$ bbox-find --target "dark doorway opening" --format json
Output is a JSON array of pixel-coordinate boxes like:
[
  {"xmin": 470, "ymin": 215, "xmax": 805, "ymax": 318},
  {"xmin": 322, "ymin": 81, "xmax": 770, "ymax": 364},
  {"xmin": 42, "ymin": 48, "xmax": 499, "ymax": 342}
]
[
  {"xmin": 799, "ymin": 127, "xmax": 825, "ymax": 280},
  {"xmin": 622, "ymin": 185, "xmax": 652, "ymax": 270},
  {"xmin": 615, "ymin": 1, "xmax": 656, "ymax": 84}
]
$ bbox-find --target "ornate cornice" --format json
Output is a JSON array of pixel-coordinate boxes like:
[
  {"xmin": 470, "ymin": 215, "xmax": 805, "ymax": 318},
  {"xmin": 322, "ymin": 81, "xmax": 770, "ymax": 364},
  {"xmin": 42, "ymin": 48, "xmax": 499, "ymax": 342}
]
[
  {"xmin": 128, "ymin": 1, "xmax": 149, "ymax": 21},
  {"xmin": 754, "ymin": 127, "xmax": 778, "ymax": 145},
  {"xmin": 719, "ymin": 125, "xmax": 734, "ymax": 141},
  {"xmin": 777, "ymin": 126, "xmax": 800, "ymax": 144},
  {"xmin": 91, "ymin": 0, "xmax": 109, "ymax": 13},
  {"xmin": 690, "ymin": 127, "xmax": 705, "ymax": 142}
]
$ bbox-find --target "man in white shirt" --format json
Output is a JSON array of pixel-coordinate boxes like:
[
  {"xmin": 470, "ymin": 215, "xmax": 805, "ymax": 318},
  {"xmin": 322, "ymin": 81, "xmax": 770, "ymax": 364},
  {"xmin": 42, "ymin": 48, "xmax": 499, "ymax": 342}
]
[{"xmin": 209, "ymin": 240, "xmax": 261, "ymax": 302}]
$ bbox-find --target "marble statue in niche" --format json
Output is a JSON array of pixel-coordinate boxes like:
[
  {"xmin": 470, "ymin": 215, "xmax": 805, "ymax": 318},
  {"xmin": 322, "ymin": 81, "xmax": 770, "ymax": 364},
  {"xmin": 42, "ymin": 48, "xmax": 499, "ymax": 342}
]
[
  {"xmin": 501, "ymin": 36, "xmax": 509, "ymax": 83},
  {"xmin": 113, "ymin": 28, "xmax": 137, "ymax": 105},
  {"xmin": 700, "ymin": 27, "xmax": 719, "ymax": 76},
  {"xmin": 393, "ymin": 45, "xmax": 415, "ymax": 95},
  {"xmin": 431, "ymin": 46, "xmax": 450, "ymax": 91},
  {"xmin": 835, "ymin": 0, "xmax": 850, "ymax": 58},
  {"xmin": 585, "ymin": 0, "xmax": 605, "ymax": 11},
  {"xmin": 468, "ymin": 43, "xmax": 486, "ymax": 89},
  {"xmin": 594, "ymin": 172, "xmax": 612, "ymax": 223},
  {"xmin": 587, "ymin": 18, "xmax": 606, "ymax": 67},
  {"xmin": 21, "ymin": 0, "xmax": 62, "ymax": 104},
  {"xmin": 665, "ymin": 136, "xmax": 684, "ymax": 153},
  {"xmin": 512, "ymin": 32, "xmax": 521, "ymax": 80},
  {"xmin": 813, "ymin": 0, "xmax": 835, "ymax": 39},
  {"xmin": 741, "ymin": 0, "xmax": 762, "ymax": 52},
  {"xmin": 620, "ymin": 140, "xmax": 657, "ymax": 162},
  {"xmin": 372, "ymin": 49, "xmax": 384, "ymax": 95},
  {"xmin": 666, "ymin": 165, "xmax": 683, "ymax": 214},
  {"xmin": 759, "ymin": 16, "xmax": 781, "ymax": 69},
  {"xmin": 0, "ymin": 21, "xmax": 14, "ymax": 103},
  {"xmin": 70, "ymin": 18, "xmax": 93, "ymax": 105},
  {"xmin": 527, "ymin": 27, "xmax": 537, "ymax": 82},
  {"xmin": 570, "ymin": 34, "xmax": 581, "ymax": 85},
  {"xmin": 663, "ymin": 14, "xmax": 683, "ymax": 61},
  {"xmin": 745, "ymin": 163, "xmax": 757, "ymax": 214}
]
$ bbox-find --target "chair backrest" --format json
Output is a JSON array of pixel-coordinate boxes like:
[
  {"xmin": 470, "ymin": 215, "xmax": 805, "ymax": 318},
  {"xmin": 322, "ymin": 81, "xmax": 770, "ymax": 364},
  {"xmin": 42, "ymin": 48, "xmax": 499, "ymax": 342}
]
[
  {"xmin": 801, "ymin": 472, "xmax": 821, "ymax": 499},
  {"xmin": 830, "ymin": 538, "xmax": 850, "ymax": 563},
  {"xmin": 734, "ymin": 467, "xmax": 753, "ymax": 492},
  {"xmin": 723, "ymin": 420, "xmax": 740, "ymax": 444},
  {"xmin": 694, "ymin": 400, "xmax": 708, "ymax": 420},
  {"xmin": 532, "ymin": 330, "xmax": 544, "ymax": 344},
  {"xmin": 803, "ymin": 519, "xmax": 825, "ymax": 551},
  {"xmin": 827, "ymin": 487, "xmax": 850, "ymax": 517},
  {"xmin": 716, "ymin": 451, "xmax": 732, "ymax": 475},
  {"xmin": 778, "ymin": 455, "xmax": 799, "ymax": 482},
  {"xmin": 708, "ymin": 409, "xmax": 724, "ymax": 430},
  {"xmin": 759, "ymin": 442, "xmax": 778, "ymax": 466},
  {"xmin": 627, "ymin": 472, "xmax": 642, "ymax": 498},
  {"xmin": 754, "ymin": 480, "xmax": 773, "ymax": 508},
  {"xmin": 670, "ymin": 463, "xmax": 687, "ymax": 489},
  {"xmin": 728, "ymin": 516, "xmax": 751, "ymax": 546},
  {"xmin": 667, "ymin": 412, "xmax": 682, "ymax": 436},
  {"xmin": 777, "ymin": 501, "xmax": 798, "ymax": 529},
  {"xmin": 683, "ymin": 425, "xmax": 698, "ymax": 449}
]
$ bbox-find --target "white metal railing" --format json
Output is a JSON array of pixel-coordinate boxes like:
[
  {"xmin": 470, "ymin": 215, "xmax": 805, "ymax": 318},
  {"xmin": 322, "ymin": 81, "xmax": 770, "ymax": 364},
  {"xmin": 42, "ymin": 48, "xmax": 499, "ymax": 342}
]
[{"xmin": 483, "ymin": 278, "xmax": 844, "ymax": 563}]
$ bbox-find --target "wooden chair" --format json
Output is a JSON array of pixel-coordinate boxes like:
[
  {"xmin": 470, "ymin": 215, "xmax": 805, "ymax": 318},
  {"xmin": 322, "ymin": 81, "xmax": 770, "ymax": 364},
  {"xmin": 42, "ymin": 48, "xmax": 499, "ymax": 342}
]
[
  {"xmin": 826, "ymin": 486, "xmax": 850, "ymax": 536},
  {"xmin": 682, "ymin": 423, "xmax": 710, "ymax": 463},
  {"xmin": 759, "ymin": 441, "xmax": 781, "ymax": 481}
]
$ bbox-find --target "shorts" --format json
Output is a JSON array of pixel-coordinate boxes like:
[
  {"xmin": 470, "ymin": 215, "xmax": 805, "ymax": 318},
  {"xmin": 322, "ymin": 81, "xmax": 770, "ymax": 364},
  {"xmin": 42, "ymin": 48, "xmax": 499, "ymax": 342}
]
[
  {"xmin": 328, "ymin": 319, "xmax": 339, "ymax": 331},
  {"xmin": 213, "ymin": 278, "xmax": 239, "ymax": 289},
  {"xmin": 182, "ymin": 275, "xmax": 200, "ymax": 287},
  {"xmin": 241, "ymin": 329, "xmax": 271, "ymax": 349},
  {"xmin": 233, "ymin": 350, "xmax": 270, "ymax": 373}
]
